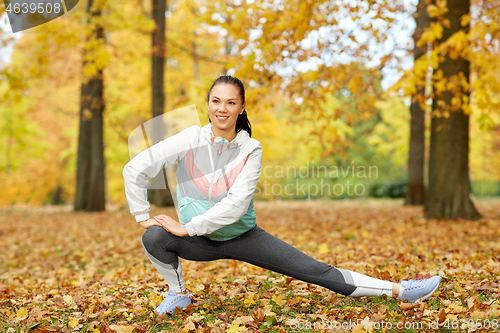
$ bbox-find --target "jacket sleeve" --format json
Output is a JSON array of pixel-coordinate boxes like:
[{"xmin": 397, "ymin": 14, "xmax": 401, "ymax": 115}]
[
  {"xmin": 122, "ymin": 126, "xmax": 198, "ymax": 222},
  {"xmin": 184, "ymin": 143, "xmax": 263, "ymax": 237}
]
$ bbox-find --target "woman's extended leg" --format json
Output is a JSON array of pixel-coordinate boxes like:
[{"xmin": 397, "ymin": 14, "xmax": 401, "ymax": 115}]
[
  {"xmin": 221, "ymin": 226, "xmax": 441, "ymax": 302},
  {"xmin": 221, "ymin": 225, "xmax": 394, "ymax": 297}
]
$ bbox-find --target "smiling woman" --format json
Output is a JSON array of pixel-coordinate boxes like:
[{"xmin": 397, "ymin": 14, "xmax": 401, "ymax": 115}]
[
  {"xmin": 208, "ymin": 84, "xmax": 244, "ymax": 142},
  {"xmin": 122, "ymin": 74, "xmax": 442, "ymax": 316},
  {"xmin": 207, "ymin": 75, "xmax": 252, "ymax": 142}
]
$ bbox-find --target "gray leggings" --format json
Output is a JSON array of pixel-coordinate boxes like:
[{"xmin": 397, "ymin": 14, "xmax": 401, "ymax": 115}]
[{"xmin": 141, "ymin": 225, "xmax": 374, "ymax": 296}]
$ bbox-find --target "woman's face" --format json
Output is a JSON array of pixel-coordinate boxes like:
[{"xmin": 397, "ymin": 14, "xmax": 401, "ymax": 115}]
[{"xmin": 208, "ymin": 83, "xmax": 245, "ymax": 134}]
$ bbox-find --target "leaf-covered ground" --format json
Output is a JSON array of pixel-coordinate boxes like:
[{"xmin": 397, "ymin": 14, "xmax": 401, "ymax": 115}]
[{"xmin": 1, "ymin": 199, "xmax": 500, "ymax": 333}]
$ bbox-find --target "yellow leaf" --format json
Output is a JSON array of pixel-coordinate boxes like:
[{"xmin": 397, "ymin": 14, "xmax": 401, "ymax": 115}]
[
  {"xmin": 435, "ymin": 79, "xmax": 449, "ymax": 95},
  {"xmin": 108, "ymin": 325, "xmax": 135, "ymax": 333},
  {"xmin": 68, "ymin": 317, "xmax": 80, "ymax": 329},
  {"xmin": 179, "ymin": 321, "xmax": 196, "ymax": 332},
  {"xmin": 418, "ymin": 22, "xmax": 444, "ymax": 45},
  {"xmin": 470, "ymin": 310, "xmax": 488, "ymax": 319},
  {"xmin": 348, "ymin": 79, "xmax": 358, "ymax": 94},
  {"xmin": 16, "ymin": 307, "xmax": 28, "ymax": 321},
  {"xmin": 63, "ymin": 295, "xmax": 73, "ymax": 305},
  {"xmin": 226, "ymin": 324, "xmax": 246, "ymax": 333},
  {"xmin": 271, "ymin": 294, "xmax": 286, "ymax": 306},
  {"xmin": 446, "ymin": 302, "xmax": 464, "ymax": 314},
  {"xmin": 232, "ymin": 315, "xmax": 253, "ymax": 325},
  {"xmin": 318, "ymin": 243, "xmax": 329, "ymax": 255},
  {"xmin": 451, "ymin": 96, "xmax": 461, "ymax": 109},
  {"xmin": 436, "ymin": 0, "xmax": 447, "ymax": 8},
  {"xmin": 352, "ymin": 316, "xmax": 374, "ymax": 332},
  {"xmin": 426, "ymin": 4, "xmax": 448, "ymax": 18},
  {"xmin": 185, "ymin": 313, "xmax": 204, "ymax": 323},
  {"xmin": 244, "ymin": 298, "xmax": 255, "ymax": 307},
  {"xmin": 460, "ymin": 14, "xmax": 471, "ymax": 27},
  {"xmin": 246, "ymin": 291, "xmax": 258, "ymax": 300},
  {"xmin": 431, "ymin": 23, "xmax": 444, "ymax": 40}
]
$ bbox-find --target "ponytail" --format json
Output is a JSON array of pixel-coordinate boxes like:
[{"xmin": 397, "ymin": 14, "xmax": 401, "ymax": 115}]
[{"xmin": 236, "ymin": 109, "xmax": 252, "ymax": 137}]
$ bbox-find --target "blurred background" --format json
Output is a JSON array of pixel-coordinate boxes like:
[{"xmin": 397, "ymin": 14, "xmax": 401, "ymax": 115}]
[{"xmin": 0, "ymin": 0, "xmax": 498, "ymax": 219}]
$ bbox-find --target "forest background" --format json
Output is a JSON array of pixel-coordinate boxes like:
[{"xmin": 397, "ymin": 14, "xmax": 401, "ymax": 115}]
[{"xmin": 0, "ymin": 0, "xmax": 499, "ymax": 210}]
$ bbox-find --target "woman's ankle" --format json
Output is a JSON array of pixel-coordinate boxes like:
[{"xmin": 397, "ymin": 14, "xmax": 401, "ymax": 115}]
[{"xmin": 392, "ymin": 283, "xmax": 400, "ymax": 298}]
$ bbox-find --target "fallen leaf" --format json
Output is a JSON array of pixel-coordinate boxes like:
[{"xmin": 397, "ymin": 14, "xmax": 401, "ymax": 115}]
[
  {"xmin": 225, "ymin": 324, "xmax": 246, "ymax": 333},
  {"xmin": 68, "ymin": 318, "xmax": 80, "ymax": 329},
  {"xmin": 437, "ymin": 308, "xmax": 447, "ymax": 324},
  {"xmin": 111, "ymin": 325, "xmax": 133, "ymax": 333},
  {"xmin": 180, "ymin": 321, "xmax": 196, "ymax": 332},
  {"xmin": 16, "ymin": 308, "xmax": 28, "ymax": 321},
  {"xmin": 399, "ymin": 303, "xmax": 419, "ymax": 311},
  {"xmin": 474, "ymin": 281, "xmax": 498, "ymax": 292},
  {"xmin": 318, "ymin": 243, "xmax": 329, "ymax": 255},
  {"xmin": 232, "ymin": 316, "xmax": 253, "ymax": 325},
  {"xmin": 271, "ymin": 294, "xmax": 286, "ymax": 306},
  {"xmin": 243, "ymin": 298, "xmax": 255, "ymax": 307}
]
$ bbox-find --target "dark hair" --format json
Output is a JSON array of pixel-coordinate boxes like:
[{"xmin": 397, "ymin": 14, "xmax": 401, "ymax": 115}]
[{"xmin": 207, "ymin": 75, "xmax": 252, "ymax": 137}]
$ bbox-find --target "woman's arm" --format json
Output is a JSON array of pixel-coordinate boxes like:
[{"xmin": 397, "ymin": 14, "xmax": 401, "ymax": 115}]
[
  {"xmin": 184, "ymin": 143, "xmax": 263, "ymax": 237},
  {"xmin": 123, "ymin": 125, "xmax": 199, "ymax": 223}
]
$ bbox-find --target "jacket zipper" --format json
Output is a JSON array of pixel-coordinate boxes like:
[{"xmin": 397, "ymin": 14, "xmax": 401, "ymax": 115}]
[{"xmin": 208, "ymin": 137, "xmax": 224, "ymax": 240}]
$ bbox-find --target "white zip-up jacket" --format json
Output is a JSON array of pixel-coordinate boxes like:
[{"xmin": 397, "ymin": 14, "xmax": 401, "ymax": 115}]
[{"xmin": 122, "ymin": 123, "xmax": 263, "ymax": 241}]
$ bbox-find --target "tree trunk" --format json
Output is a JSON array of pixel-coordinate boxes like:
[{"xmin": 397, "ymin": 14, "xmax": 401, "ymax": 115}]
[
  {"xmin": 74, "ymin": 0, "xmax": 106, "ymax": 212},
  {"xmin": 88, "ymin": 69, "xmax": 105, "ymax": 211},
  {"xmin": 405, "ymin": 0, "xmax": 430, "ymax": 206},
  {"xmin": 148, "ymin": 0, "xmax": 174, "ymax": 207},
  {"xmin": 425, "ymin": 0, "xmax": 481, "ymax": 220}
]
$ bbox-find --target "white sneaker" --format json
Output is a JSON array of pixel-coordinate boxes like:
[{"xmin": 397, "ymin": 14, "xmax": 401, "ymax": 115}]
[
  {"xmin": 397, "ymin": 276, "xmax": 442, "ymax": 303},
  {"xmin": 154, "ymin": 289, "xmax": 191, "ymax": 315}
]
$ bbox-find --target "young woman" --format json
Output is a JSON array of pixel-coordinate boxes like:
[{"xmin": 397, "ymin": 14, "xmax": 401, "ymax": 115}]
[{"xmin": 122, "ymin": 75, "xmax": 441, "ymax": 315}]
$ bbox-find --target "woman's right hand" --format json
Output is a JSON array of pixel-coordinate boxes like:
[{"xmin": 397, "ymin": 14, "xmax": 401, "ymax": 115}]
[{"xmin": 139, "ymin": 217, "xmax": 161, "ymax": 229}]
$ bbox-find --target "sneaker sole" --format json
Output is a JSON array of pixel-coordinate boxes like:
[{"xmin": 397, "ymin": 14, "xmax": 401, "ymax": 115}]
[{"xmin": 154, "ymin": 300, "xmax": 191, "ymax": 315}]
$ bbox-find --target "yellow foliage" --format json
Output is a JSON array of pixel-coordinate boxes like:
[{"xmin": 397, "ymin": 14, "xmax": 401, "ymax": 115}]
[
  {"xmin": 427, "ymin": 0, "xmax": 449, "ymax": 18},
  {"xmin": 417, "ymin": 22, "xmax": 443, "ymax": 46}
]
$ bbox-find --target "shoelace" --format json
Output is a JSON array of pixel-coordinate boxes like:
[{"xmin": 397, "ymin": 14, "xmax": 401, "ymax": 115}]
[{"xmin": 405, "ymin": 279, "xmax": 425, "ymax": 290}]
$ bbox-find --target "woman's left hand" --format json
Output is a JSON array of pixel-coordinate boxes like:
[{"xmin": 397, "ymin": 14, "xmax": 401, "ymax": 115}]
[{"xmin": 153, "ymin": 215, "xmax": 189, "ymax": 237}]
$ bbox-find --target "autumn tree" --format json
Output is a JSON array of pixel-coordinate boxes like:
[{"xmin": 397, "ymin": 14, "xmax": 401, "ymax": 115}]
[
  {"xmin": 425, "ymin": 0, "xmax": 481, "ymax": 219},
  {"xmin": 198, "ymin": 0, "xmax": 411, "ymax": 158},
  {"xmin": 405, "ymin": 0, "xmax": 431, "ymax": 206},
  {"xmin": 74, "ymin": 0, "xmax": 106, "ymax": 212}
]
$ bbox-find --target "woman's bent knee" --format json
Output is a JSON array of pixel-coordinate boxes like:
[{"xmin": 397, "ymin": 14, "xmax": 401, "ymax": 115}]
[{"xmin": 141, "ymin": 225, "xmax": 171, "ymax": 252}]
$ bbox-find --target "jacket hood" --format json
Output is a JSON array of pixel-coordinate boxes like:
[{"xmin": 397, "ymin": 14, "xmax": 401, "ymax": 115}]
[{"xmin": 201, "ymin": 123, "xmax": 250, "ymax": 151}]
